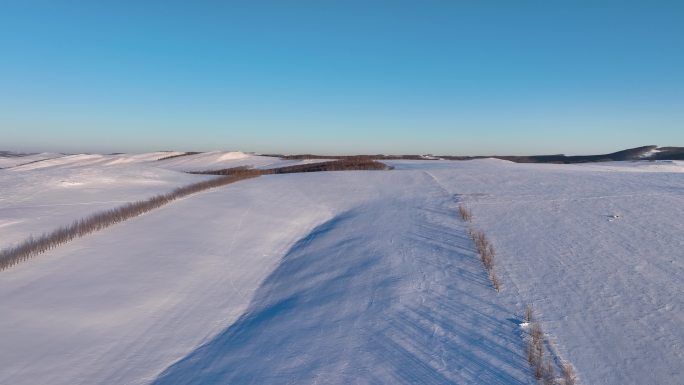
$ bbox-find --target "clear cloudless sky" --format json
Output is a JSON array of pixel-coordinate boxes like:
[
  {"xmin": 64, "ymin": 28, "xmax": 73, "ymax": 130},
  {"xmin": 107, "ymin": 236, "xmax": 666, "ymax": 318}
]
[{"xmin": 1, "ymin": 0, "xmax": 682, "ymax": 155}]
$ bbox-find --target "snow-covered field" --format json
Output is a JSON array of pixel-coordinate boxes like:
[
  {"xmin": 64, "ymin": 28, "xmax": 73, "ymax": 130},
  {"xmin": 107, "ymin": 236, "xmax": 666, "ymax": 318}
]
[
  {"xmin": 407, "ymin": 159, "xmax": 684, "ymax": 385},
  {"xmin": 0, "ymin": 152, "xmax": 318, "ymax": 250},
  {"xmin": 155, "ymin": 151, "xmax": 329, "ymax": 171},
  {"xmin": 0, "ymin": 153, "xmax": 682, "ymax": 385},
  {"xmin": 0, "ymin": 152, "xmax": 211, "ymax": 250}
]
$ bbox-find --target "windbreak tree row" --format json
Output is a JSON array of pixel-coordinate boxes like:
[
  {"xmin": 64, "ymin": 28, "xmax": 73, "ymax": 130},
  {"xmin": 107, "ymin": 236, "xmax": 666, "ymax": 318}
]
[
  {"xmin": 458, "ymin": 204, "xmax": 500, "ymax": 291},
  {"xmin": 0, "ymin": 173, "xmax": 258, "ymax": 272},
  {"xmin": 189, "ymin": 159, "xmax": 390, "ymax": 176},
  {"xmin": 457, "ymin": 204, "xmax": 579, "ymax": 384},
  {"xmin": 0, "ymin": 159, "xmax": 392, "ymax": 272}
]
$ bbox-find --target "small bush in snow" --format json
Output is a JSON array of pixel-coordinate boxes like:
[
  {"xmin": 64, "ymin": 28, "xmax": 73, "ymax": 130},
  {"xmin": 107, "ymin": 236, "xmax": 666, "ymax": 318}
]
[
  {"xmin": 489, "ymin": 271, "xmax": 501, "ymax": 292},
  {"xmin": 458, "ymin": 205, "xmax": 472, "ymax": 222},
  {"xmin": 543, "ymin": 360, "xmax": 556, "ymax": 385},
  {"xmin": 525, "ymin": 305, "xmax": 579, "ymax": 384},
  {"xmin": 528, "ymin": 321, "xmax": 545, "ymax": 376},
  {"xmin": 561, "ymin": 363, "xmax": 576, "ymax": 385},
  {"xmin": 468, "ymin": 228, "xmax": 500, "ymax": 291}
]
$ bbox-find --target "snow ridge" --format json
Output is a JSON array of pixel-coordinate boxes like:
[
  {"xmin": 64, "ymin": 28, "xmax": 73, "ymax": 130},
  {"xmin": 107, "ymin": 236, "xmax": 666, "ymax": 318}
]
[{"xmin": 152, "ymin": 172, "xmax": 532, "ymax": 385}]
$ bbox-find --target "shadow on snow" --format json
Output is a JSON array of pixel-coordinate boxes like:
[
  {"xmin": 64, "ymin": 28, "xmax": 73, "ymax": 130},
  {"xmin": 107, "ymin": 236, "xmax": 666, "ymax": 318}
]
[{"xmin": 152, "ymin": 202, "xmax": 530, "ymax": 385}]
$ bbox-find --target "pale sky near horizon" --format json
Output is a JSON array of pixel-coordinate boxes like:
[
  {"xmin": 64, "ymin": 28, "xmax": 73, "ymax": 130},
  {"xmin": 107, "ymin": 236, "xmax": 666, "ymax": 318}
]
[{"xmin": 1, "ymin": 1, "xmax": 682, "ymax": 155}]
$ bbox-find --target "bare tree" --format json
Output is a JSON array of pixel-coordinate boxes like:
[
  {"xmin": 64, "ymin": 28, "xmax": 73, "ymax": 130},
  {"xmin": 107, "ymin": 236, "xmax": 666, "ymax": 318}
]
[{"xmin": 561, "ymin": 363, "xmax": 576, "ymax": 385}]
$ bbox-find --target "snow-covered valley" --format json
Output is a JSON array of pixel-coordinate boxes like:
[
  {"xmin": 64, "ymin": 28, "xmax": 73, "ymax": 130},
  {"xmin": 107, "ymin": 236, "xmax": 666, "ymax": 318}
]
[{"xmin": 1, "ymin": 152, "xmax": 682, "ymax": 384}]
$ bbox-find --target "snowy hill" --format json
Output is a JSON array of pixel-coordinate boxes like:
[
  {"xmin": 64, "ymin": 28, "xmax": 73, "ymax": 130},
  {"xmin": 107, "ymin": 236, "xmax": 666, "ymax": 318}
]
[
  {"xmin": 0, "ymin": 152, "xmax": 64, "ymax": 169},
  {"xmin": 0, "ymin": 153, "xmax": 682, "ymax": 384}
]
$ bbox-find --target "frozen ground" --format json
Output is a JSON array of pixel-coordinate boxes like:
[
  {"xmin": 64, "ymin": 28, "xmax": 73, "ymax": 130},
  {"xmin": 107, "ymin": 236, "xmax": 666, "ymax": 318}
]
[{"xmin": 1, "ymin": 154, "xmax": 682, "ymax": 385}]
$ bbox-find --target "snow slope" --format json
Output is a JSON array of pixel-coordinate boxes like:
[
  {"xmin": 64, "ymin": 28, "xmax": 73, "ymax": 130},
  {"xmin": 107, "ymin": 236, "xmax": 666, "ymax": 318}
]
[
  {"xmin": 0, "ymin": 154, "xmax": 211, "ymax": 250},
  {"xmin": 156, "ymin": 151, "xmax": 328, "ymax": 171},
  {"xmin": 1, "ymin": 156, "xmax": 682, "ymax": 385},
  {"xmin": 152, "ymin": 172, "xmax": 530, "ymax": 385},
  {"xmin": 0, "ymin": 152, "xmax": 64, "ymax": 169},
  {"xmin": 387, "ymin": 159, "xmax": 684, "ymax": 384},
  {"xmin": 0, "ymin": 168, "xmax": 531, "ymax": 385},
  {"xmin": 0, "ymin": 151, "xmax": 313, "ymax": 250}
]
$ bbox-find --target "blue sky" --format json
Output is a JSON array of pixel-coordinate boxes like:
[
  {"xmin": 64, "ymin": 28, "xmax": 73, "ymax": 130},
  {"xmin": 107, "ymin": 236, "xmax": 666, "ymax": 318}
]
[{"xmin": 1, "ymin": 1, "xmax": 682, "ymax": 155}]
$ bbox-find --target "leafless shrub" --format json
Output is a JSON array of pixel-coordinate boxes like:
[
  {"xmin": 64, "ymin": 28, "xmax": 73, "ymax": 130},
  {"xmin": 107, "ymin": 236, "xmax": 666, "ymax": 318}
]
[
  {"xmin": 525, "ymin": 305, "xmax": 578, "ymax": 384},
  {"xmin": 561, "ymin": 363, "xmax": 576, "ymax": 385},
  {"xmin": 528, "ymin": 321, "xmax": 545, "ymax": 375},
  {"xmin": 489, "ymin": 271, "xmax": 501, "ymax": 292},
  {"xmin": 458, "ymin": 205, "xmax": 472, "ymax": 222},
  {"xmin": 0, "ymin": 173, "xmax": 258, "ymax": 272},
  {"xmin": 543, "ymin": 359, "xmax": 556, "ymax": 385},
  {"xmin": 473, "ymin": 231, "xmax": 494, "ymax": 270},
  {"xmin": 467, "ymin": 228, "xmax": 500, "ymax": 291}
]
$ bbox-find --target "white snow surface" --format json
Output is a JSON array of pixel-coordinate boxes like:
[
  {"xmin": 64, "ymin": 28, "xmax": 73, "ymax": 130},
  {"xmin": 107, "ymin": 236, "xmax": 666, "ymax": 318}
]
[
  {"xmin": 638, "ymin": 148, "xmax": 662, "ymax": 158},
  {"xmin": 156, "ymin": 151, "xmax": 329, "ymax": 171},
  {"xmin": 1, "ymin": 154, "xmax": 683, "ymax": 385},
  {"xmin": 0, "ymin": 151, "xmax": 319, "ymax": 249},
  {"xmin": 387, "ymin": 159, "xmax": 684, "ymax": 384},
  {"xmin": 0, "ymin": 153, "xmax": 211, "ymax": 249}
]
